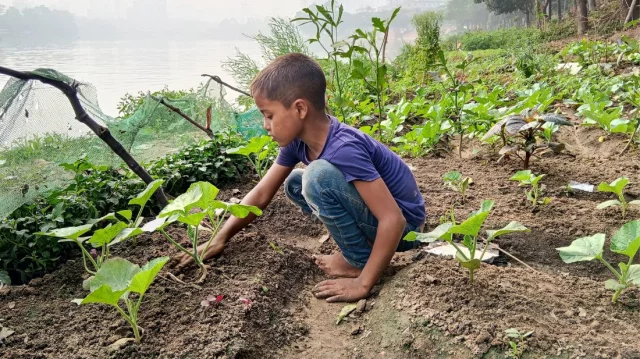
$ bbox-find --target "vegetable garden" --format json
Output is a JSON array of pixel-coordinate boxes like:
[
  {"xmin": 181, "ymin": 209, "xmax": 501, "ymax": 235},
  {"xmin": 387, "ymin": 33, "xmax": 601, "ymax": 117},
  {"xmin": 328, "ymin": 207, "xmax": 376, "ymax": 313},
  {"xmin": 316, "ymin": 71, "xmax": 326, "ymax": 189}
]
[{"xmin": 2, "ymin": 1, "xmax": 640, "ymax": 358}]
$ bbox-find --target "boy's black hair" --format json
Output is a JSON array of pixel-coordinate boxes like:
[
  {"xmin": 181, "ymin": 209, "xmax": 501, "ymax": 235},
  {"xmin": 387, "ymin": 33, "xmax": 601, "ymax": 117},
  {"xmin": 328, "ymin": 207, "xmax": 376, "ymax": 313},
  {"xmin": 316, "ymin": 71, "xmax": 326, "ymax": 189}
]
[{"xmin": 250, "ymin": 53, "xmax": 326, "ymax": 111}]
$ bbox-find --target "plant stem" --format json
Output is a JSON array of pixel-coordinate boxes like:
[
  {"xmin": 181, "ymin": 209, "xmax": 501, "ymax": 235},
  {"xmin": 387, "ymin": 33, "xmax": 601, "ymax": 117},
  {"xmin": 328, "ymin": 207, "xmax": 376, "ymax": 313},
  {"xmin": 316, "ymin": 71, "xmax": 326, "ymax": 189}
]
[
  {"xmin": 469, "ymin": 269, "xmax": 474, "ymax": 283},
  {"xmin": 449, "ymin": 241, "xmax": 470, "ymax": 261},
  {"xmin": 598, "ymin": 257, "xmax": 623, "ymax": 281},
  {"xmin": 612, "ymin": 288, "xmax": 623, "ymax": 302},
  {"xmin": 159, "ymin": 229, "xmax": 195, "ymax": 261},
  {"xmin": 114, "ymin": 304, "xmax": 140, "ymax": 342},
  {"xmin": 77, "ymin": 243, "xmax": 98, "ymax": 273}
]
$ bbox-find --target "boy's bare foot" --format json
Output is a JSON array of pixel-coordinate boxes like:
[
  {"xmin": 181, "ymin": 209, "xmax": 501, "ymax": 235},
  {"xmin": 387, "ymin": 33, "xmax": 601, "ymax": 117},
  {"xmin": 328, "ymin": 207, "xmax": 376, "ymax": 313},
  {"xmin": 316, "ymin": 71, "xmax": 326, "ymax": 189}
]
[
  {"xmin": 312, "ymin": 253, "xmax": 362, "ymax": 278},
  {"xmin": 171, "ymin": 237, "xmax": 226, "ymax": 271}
]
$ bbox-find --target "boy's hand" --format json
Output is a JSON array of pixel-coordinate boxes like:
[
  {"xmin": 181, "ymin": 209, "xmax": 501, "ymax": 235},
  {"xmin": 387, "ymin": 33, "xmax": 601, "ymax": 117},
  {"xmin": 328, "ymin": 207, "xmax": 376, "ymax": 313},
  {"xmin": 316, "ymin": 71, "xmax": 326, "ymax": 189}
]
[
  {"xmin": 170, "ymin": 235, "xmax": 226, "ymax": 271},
  {"xmin": 311, "ymin": 278, "xmax": 370, "ymax": 303}
]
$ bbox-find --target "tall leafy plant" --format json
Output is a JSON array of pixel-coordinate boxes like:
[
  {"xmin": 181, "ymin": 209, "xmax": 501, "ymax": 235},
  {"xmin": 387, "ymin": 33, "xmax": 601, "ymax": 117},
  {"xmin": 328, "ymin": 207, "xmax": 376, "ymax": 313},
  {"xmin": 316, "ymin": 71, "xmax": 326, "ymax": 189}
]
[
  {"xmin": 293, "ymin": 1, "xmax": 348, "ymax": 119},
  {"xmin": 348, "ymin": 7, "xmax": 401, "ymax": 138}
]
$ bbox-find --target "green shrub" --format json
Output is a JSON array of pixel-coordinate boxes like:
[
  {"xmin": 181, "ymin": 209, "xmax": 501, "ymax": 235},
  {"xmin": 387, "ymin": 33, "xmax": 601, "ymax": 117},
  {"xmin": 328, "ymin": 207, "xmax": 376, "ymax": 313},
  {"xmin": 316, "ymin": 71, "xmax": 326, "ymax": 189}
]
[{"xmin": 0, "ymin": 132, "xmax": 251, "ymax": 284}]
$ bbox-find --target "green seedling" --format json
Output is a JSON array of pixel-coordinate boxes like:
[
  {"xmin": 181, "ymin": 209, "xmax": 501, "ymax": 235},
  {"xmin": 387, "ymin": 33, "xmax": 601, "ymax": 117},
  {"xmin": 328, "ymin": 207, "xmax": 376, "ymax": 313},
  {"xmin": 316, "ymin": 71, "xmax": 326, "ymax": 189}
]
[
  {"xmin": 505, "ymin": 328, "xmax": 533, "ymax": 359},
  {"xmin": 556, "ymin": 220, "xmax": 640, "ymax": 302},
  {"xmin": 596, "ymin": 176, "xmax": 640, "ymax": 218},
  {"xmin": 148, "ymin": 181, "xmax": 262, "ymax": 283},
  {"xmin": 37, "ymin": 180, "xmax": 164, "ymax": 275},
  {"xmin": 226, "ymin": 135, "xmax": 277, "ymax": 179},
  {"xmin": 404, "ymin": 200, "xmax": 529, "ymax": 283},
  {"xmin": 510, "ymin": 170, "xmax": 550, "ymax": 209},
  {"xmin": 482, "ymin": 108, "xmax": 572, "ymax": 169},
  {"xmin": 73, "ymin": 256, "xmax": 169, "ymax": 342},
  {"xmin": 442, "ymin": 171, "xmax": 473, "ymax": 203}
]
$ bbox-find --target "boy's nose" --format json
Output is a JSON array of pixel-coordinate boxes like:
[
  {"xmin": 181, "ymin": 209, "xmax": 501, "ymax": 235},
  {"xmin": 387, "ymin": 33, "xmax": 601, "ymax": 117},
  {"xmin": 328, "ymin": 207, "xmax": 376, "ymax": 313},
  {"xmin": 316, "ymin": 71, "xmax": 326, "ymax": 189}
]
[{"xmin": 263, "ymin": 118, "xmax": 271, "ymax": 131}]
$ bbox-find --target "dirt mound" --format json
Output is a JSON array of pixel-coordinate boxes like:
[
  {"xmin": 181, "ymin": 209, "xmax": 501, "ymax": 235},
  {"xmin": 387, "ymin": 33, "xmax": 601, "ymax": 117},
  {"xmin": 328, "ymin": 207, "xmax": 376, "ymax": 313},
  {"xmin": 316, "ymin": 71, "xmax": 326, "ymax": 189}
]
[
  {"xmin": 388, "ymin": 255, "xmax": 640, "ymax": 358},
  {"xmin": 0, "ymin": 230, "xmax": 322, "ymax": 359}
]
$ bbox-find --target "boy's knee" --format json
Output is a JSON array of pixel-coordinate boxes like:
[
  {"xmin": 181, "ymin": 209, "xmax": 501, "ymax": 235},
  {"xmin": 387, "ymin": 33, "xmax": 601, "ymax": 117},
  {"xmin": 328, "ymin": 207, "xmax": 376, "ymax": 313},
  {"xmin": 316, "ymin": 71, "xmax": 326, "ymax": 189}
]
[
  {"xmin": 301, "ymin": 160, "xmax": 341, "ymax": 199},
  {"xmin": 284, "ymin": 169, "xmax": 304, "ymax": 200}
]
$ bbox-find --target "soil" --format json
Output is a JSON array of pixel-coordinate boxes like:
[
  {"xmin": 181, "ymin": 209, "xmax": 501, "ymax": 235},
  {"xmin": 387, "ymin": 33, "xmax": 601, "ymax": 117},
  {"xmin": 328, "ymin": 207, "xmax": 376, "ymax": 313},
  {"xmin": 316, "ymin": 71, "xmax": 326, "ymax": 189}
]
[{"xmin": 2, "ymin": 119, "xmax": 640, "ymax": 358}]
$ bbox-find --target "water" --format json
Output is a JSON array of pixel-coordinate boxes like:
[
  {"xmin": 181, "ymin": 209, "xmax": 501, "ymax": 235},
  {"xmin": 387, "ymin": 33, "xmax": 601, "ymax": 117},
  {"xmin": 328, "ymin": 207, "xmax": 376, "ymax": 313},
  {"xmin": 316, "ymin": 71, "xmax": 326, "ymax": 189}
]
[{"xmin": 0, "ymin": 39, "xmax": 262, "ymax": 116}]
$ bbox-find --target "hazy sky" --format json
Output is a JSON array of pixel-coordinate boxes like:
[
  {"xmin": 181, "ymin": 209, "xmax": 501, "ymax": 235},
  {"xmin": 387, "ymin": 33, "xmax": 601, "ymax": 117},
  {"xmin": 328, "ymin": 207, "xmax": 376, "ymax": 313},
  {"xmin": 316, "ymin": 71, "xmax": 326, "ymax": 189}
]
[{"xmin": 3, "ymin": 0, "xmax": 391, "ymax": 21}]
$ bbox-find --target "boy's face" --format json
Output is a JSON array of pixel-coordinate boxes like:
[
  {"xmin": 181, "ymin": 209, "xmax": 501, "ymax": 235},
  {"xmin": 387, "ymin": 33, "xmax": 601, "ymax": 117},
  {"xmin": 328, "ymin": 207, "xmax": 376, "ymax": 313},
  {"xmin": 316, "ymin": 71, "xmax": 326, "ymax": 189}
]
[{"xmin": 255, "ymin": 96, "xmax": 305, "ymax": 147}]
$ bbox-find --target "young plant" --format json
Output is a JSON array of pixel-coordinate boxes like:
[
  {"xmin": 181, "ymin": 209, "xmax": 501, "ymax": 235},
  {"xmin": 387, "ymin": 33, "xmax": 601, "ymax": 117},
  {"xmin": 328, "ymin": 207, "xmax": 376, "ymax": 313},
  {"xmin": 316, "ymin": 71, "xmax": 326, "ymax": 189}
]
[
  {"xmin": 442, "ymin": 171, "xmax": 473, "ymax": 203},
  {"xmin": 148, "ymin": 181, "xmax": 262, "ymax": 283},
  {"xmin": 37, "ymin": 180, "xmax": 164, "ymax": 275},
  {"xmin": 73, "ymin": 256, "xmax": 169, "ymax": 342},
  {"xmin": 556, "ymin": 220, "xmax": 640, "ymax": 302},
  {"xmin": 596, "ymin": 176, "xmax": 640, "ymax": 218},
  {"xmin": 226, "ymin": 135, "xmax": 277, "ymax": 179},
  {"xmin": 404, "ymin": 200, "xmax": 529, "ymax": 283},
  {"xmin": 505, "ymin": 328, "xmax": 533, "ymax": 359},
  {"xmin": 510, "ymin": 170, "xmax": 550, "ymax": 209},
  {"xmin": 482, "ymin": 108, "xmax": 572, "ymax": 169}
]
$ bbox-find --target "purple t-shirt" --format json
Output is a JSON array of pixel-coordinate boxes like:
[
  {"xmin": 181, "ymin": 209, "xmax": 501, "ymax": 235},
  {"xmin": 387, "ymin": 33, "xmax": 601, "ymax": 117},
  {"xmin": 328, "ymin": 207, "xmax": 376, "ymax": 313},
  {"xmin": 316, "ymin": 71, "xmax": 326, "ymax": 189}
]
[{"xmin": 276, "ymin": 115, "xmax": 426, "ymax": 227}]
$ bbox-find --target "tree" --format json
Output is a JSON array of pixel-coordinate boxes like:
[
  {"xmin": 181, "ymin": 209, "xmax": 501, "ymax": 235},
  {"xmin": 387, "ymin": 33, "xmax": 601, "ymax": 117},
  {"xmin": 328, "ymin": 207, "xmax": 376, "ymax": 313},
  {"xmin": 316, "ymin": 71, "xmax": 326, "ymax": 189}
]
[
  {"xmin": 577, "ymin": 0, "xmax": 589, "ymax": 34},
  {"xmin": 474, "ymin": 0, "xmax": 536, "ymax": 26}
]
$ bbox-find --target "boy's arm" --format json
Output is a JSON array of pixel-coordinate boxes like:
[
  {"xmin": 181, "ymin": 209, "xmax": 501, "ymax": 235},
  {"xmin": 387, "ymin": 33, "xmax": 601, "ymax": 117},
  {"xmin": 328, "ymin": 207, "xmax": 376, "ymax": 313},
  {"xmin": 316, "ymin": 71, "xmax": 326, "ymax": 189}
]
[
  {"xmin": 217, "ymin": 163, "xmax": 293, "ymax": 240},
  {"xmin": 312, "ymin": 178, "xmax": 406, "ymax": 302}
]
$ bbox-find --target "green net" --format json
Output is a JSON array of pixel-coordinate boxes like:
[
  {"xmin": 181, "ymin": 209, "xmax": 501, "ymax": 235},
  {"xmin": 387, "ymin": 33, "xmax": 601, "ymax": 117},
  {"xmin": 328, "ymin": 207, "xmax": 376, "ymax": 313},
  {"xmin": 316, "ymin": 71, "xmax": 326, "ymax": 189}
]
[{"xmin": 0, "ymin": 68, "xmax": 265, "ymax": 218}]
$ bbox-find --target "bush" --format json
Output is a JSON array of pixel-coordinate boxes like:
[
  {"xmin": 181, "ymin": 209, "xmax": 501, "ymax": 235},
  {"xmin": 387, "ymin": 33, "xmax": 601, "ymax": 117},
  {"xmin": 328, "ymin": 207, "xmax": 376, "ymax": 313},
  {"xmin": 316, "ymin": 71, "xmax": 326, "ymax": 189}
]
[
  {"xmin": 412, "ymin": 11, "xmax": 443, "ymax": 64},
  {"xmin": 456, "ymin": 28, "xmax": 543, "ymax": 51},
  {"xmin": 0, "ymin": 132, "xmax": 251, "ymax": 284}
]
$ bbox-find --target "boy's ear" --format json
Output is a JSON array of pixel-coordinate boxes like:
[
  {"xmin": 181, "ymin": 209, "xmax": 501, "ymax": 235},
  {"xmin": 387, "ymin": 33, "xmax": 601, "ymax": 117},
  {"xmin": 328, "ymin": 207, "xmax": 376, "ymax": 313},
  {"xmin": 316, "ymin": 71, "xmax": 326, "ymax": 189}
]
[{"xmin": 293, "ymin": 99, "xmax": 308, "ymax": 120}]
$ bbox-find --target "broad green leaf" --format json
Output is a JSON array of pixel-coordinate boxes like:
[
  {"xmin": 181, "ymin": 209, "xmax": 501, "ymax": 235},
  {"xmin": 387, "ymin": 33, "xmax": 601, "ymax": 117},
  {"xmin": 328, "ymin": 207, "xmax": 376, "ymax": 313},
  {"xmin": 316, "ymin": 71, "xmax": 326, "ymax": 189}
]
[
  {"xmin": 510, "ymin": 170, "xmax": 532, "ymax": 182},
  {"xmin": 141, "ymin": 216, "xmax": 176, "ymax": 232},
  {"xmin": 80, "ymin": 284, "xmax": 127, "ymax": 306},
  {"xmin": 443, "ymin": 171, "xmax": 462, "ymax": 183},
  {"xmin": 486, "ymin": 222, "xmax": 530, "ymax": 242},
  {"xmin": 597, "ymin": 199, "xmax": 621, "ymax": 209},
  {"xmin": 610, "ymin": 220, "xmax": 640, "ymax": 258},
  {"xmin": 37, "ymin": 223, "xmax": 93, "ymax": 239},
  {"xmin": 187, "ymin": 182, "xmax": 220, "ymax": 209},
  {"xmin": 604, "ymin": 279, "xmax": 626, "ymax": 291},
  {"xmin": 129, "ymin": 257, "xmax": 169, "ymax": 295},
  {"xmin": 451, "ymin": 211, "xmax": 489, "ymax": 237},
  {"xmin": 626, "ymin": 264, "xmax": 640, "ymax": 285},
  {"xmin": 556, "ymin": 234, "xmax": 605, "ymax": 263},
  {"xmin": 87, "ymin": 212, "xmax": 117, "ymax": 224},
  {"xmin": 117, "ymin": 210, "xmax": 133, "ymax": 221},
  {"xmin": 88, "ymin": 222, "xmax": 129, "ymax": 247},
  {"xmin": 598, "ymin": 177, "xmax": 629, "ymax": 196},
  {"xmin": 404, "ymin": 223, "xmax": 452, "ymax": 242},
  {"xmin": 159, "ymin": 186, "xmax": 203, "ymax": 217},
  {"xmin": 610, "ymin": 119, "xmax": 630, "ymax": 133},
  {"xmin": 227, "ymin": 203, "xmax": 263, "ymax": 218},
  {"xmin": 468, "ymin": 199, "xmax": 495, "ymax": 218},
  {"xmin": 111, "ymin": 228, "xmax": 143, "ymax": 246},
  {"xmin": 456, "ymin": 252, "xmax": 481, "ymax": 270},
  {"xmin": 178, "ymin": 212, "xmax": 207, "ymax": 226},
  {"xmin": 371, "ymin": 17, "xmax": 385, "ymax": 32},
  {"xmin": 129, "ymin": 179, "xmax": 164, "ymax": 207},
  {"xmin": 531, "ymin": 174, "xmax": 546, "ymax": 187},
  {"xmin": 89, "ymin": 258, "xmax": 140, "ymax": 292}
]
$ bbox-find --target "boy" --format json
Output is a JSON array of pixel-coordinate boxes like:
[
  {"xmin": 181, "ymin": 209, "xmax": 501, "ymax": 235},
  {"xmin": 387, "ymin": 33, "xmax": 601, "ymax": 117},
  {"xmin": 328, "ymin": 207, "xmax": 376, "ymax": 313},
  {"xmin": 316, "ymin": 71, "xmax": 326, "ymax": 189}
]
[{"xmin": 175, "ymin": 53, "xmax": 425, "ymax": 303}]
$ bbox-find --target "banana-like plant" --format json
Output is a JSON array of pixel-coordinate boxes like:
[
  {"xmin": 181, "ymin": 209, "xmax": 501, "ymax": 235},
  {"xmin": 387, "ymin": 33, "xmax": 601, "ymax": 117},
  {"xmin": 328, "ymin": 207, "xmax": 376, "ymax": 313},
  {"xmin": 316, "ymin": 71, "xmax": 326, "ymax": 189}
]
[{"xmin": 482, "ymin": 107, "xmax": 572, "ymax": 169}]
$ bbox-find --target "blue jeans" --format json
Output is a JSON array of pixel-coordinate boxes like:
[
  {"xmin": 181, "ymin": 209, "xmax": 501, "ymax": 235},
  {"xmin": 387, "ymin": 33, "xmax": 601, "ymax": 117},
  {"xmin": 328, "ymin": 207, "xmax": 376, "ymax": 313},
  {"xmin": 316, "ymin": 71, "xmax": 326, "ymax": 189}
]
[{"xmin": 283, "ymin": 159, "xmax": 422, "ymax": 269}]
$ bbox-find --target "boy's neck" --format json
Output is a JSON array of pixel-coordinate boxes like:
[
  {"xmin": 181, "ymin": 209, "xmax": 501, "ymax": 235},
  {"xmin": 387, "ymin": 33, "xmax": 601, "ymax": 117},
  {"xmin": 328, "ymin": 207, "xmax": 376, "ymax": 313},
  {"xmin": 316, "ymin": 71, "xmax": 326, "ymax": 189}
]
[{"xmin": 299, "ymin": 111, "xmax": 331, "ymax": 160}]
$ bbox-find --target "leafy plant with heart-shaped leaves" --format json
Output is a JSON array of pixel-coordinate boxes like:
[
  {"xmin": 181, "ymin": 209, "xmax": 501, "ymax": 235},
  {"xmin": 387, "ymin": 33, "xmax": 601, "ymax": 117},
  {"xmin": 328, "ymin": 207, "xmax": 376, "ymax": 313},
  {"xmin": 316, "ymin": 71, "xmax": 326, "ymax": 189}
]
[
  {"xmin": 37, "ymin": 180, "xmax": 164, "ymax": 275},
  {"xmin": 596, "ymin": 177, "xmax": 640, "ymax": 219},
  {"xmin": 404, "ymin": 200, "xmax": 529, "ymax": 283},
  {"xmin": 73, "ymin": 256, "xmax": 169, "ymax": 342},
  {"xmin": 146, "ymin": 181, "xmax": 262, "ymax": 283},
  {"xmin": 226, "ymin": 135, "xmax": 277, "ymax": 179},
  {"xmin": 443, "ymin": 171, "xmax": 473, "ymax": 203},
  {"xmin": 510, "ymin": 170, "xmax": 550, "ymax": 209},
  {"xmin": 482, "ymin": 107, "xmax": 572, "ymax": 169},
  {"xmin": 556, "ymin": 220, "xmax": 640, "ymax": 302}
]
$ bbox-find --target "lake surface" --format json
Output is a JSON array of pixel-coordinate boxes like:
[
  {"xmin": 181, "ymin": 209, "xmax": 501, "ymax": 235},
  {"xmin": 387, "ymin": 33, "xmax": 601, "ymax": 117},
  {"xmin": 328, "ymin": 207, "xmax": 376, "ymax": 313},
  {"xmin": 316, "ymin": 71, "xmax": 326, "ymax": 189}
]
[{"xmin": 0, "ymin": 39, "xmax": 262, "ymax": 116}]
